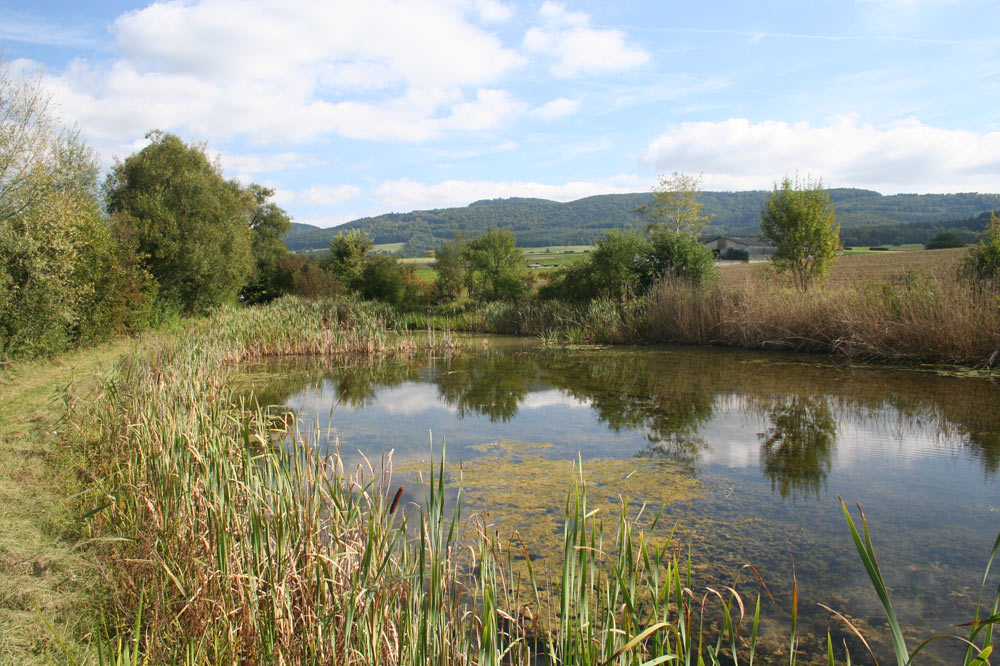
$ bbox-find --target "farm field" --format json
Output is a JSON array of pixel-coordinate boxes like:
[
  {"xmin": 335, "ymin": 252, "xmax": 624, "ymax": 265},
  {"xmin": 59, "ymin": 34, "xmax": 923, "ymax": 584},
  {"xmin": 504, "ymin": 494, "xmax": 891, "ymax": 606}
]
[
  {"xmin": 718, "ymin": 246, "xmax": 967, "ymax": 288},
  {"xmin": 400, "ymin": 245, "xmax": 594, "ymax": 281}
]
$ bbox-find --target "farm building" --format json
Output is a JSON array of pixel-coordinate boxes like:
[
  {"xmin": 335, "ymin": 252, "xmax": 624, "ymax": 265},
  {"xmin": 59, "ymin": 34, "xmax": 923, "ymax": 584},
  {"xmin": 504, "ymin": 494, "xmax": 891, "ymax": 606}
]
[{"xmin": 705, "ymin": 236, "xmax": 776, "ymax": 259}]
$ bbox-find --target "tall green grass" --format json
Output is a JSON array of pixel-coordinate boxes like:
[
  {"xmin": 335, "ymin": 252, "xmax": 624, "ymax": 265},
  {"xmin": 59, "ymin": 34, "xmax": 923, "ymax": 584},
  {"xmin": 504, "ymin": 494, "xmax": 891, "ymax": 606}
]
[{"xmin": 70, "ymin": 296, "xmax": 1000, "ymax": 664}]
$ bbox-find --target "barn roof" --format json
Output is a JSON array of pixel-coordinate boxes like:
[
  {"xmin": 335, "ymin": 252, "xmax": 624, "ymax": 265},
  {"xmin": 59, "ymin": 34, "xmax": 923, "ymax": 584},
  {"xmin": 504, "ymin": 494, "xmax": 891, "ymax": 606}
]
[{"xmin": 706, "ymin": 236, "xmax": 774, "ymax": 247}]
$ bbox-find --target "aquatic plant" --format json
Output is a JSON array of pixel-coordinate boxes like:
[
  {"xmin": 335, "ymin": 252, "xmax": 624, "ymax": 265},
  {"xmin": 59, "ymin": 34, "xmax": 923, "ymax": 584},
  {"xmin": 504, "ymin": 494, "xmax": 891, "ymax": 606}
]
[{"xmin": 831, "ymin": 499, "xmax": 1000, "ymax": 666}]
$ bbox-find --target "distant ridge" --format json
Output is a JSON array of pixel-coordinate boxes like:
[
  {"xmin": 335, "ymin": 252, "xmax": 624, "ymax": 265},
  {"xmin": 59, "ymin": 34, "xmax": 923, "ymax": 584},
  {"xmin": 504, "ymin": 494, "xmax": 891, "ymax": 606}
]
[{"xmin": 284, "ymin": 189, "xmax": 1000, "ymax": 255}]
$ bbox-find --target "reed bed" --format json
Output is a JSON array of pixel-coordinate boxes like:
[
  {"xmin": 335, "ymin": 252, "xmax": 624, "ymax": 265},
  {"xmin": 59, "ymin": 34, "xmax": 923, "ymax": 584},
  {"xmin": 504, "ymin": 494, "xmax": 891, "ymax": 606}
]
[
  {"xmin": 70, "ymin": 296, "xmax": 999, "ymax": 665},
  {"xmin": 647, "ymin": 272, "xmax": 1000, "ymax": 366}
]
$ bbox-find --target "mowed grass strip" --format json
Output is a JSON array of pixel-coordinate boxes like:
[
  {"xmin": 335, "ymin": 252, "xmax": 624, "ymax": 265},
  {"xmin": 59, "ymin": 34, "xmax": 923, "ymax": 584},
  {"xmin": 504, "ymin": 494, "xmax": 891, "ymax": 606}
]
[{"xmin": 0, "ymin": 339, "xmax": 132, "ymax": 665}]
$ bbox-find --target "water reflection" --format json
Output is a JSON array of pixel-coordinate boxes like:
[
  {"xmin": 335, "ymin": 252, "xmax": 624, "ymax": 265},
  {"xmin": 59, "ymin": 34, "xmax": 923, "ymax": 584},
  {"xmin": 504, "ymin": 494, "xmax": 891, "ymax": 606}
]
[
  {"xmin": 238, "ymin": 342, "xmax": 1000, "ymax": 485},
  {"xmin": 758, "ymin": 397, "xmax": 836, "ymax": 499},
  {"xmin": 435, "ymin": 352, "xmax": 535, "ymax": 422}
]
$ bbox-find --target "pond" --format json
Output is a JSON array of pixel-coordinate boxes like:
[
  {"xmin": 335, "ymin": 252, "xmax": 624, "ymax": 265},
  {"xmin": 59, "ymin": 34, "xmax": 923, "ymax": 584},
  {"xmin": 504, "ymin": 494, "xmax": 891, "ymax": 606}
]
[{"xmin": 241, "ymin": 337, "xmax": 1000, "ymax": 664}]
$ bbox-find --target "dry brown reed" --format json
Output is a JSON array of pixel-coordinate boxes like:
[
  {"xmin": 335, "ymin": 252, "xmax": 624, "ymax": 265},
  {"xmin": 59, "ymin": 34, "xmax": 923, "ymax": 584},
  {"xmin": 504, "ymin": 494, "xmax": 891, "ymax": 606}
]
[{"xmin": 647, "ymin": 269, "xmax": 1000, "ymax": 366}]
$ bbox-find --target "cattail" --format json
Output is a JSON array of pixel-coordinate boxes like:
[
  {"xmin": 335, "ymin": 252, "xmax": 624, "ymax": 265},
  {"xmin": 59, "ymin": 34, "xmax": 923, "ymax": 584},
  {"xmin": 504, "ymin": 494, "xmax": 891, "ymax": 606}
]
[{"xmin": 389, "ymin": 486, "xmax": 404, "ymax": 514}]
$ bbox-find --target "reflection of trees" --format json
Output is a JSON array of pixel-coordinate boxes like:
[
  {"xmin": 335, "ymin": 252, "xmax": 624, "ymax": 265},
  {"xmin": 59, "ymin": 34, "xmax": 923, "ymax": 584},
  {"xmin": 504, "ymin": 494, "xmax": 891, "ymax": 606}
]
[
  {"xmin": 969, "ymin": 430, "xmax": 1000, "ymax": 477},
  {"xmin": 433, "ymin": 352, "xmax": 536, "ymax": 422},
  {"xmin": 758, "ymin": 397, "xmax": 836, "ymax": 499},
  {"xmin": 237, "ymin": 362, "xmax": 327, "ymax": 410},
  {"xmin": 239, "ymin": 354, "xmax": 427, "ymax": 411},
  {"xmin": 538, "ymin": 350, "xmax": 717, "ymax": 468},
  {"xmin": 246, "ymin": 342, "xmax": 1000, "ymax": 481},
  {"xmin": 329, "ymin": 360, "xmax": 421, "ymax": 409}
]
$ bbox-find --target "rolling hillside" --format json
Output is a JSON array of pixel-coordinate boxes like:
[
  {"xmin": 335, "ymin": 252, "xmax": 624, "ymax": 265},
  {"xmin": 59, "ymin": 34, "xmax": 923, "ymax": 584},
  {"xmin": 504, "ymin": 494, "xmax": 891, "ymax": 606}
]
[{"xmin": 285, "ymin": 189, "xmax": 1000, "ymax": 255}]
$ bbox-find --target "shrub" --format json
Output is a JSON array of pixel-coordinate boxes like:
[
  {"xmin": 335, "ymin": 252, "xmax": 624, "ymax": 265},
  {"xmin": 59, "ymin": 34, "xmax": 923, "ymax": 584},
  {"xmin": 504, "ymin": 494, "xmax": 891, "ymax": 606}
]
[
  {"xmin": 924, "ymin": 230, "xmax": 967, "ymax": 250},
  {"xmin": 960, "ymin": 213, "xmax": 1000, "ymax": 287},
  {"xmin": 539, "ymin": 231, "xmax": 648, "ymax": 302},
  {"xmin": 643, "ymin": 230, "xmax": 718, "ymax": 287},
  {"xmin": 722, "ymin": 247, "xmax": 750, "ymax": 261},
  {"xmin": 360, "ymin": 253, "xmax": 408, "ymax": 304}
]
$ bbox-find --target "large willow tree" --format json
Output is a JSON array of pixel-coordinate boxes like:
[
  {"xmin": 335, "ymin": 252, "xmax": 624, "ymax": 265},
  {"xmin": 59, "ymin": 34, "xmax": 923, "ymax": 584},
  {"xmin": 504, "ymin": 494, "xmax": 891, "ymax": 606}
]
[{"xmin": 105, "ymin": 131, "xmax": 255, "ymax": 314}]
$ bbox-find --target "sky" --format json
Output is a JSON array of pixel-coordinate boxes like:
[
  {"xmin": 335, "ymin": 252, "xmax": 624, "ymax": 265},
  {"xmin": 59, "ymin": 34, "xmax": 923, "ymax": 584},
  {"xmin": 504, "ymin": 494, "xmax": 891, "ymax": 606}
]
[{"xmin": 2, "ymin": 0, "xmax": 999, "ymax": 228}]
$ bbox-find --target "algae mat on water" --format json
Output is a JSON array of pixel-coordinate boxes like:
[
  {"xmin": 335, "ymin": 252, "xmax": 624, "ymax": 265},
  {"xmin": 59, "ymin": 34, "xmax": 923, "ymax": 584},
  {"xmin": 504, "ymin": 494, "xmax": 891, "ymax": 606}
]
[
  {"xmin": 398, "ymin": 440, "xmax": 703, "ymax": 562},
  {"xmin": 0, "ymin": 340, "xmax": 131, "ymax": 665}
]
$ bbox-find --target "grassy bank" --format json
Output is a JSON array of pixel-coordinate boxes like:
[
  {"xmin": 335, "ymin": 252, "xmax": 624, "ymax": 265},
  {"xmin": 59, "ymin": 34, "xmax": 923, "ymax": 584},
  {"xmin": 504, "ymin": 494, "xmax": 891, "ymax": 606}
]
[{"xmin": 0, "ymin": 338, "xmax": 133, "ymax": 664}]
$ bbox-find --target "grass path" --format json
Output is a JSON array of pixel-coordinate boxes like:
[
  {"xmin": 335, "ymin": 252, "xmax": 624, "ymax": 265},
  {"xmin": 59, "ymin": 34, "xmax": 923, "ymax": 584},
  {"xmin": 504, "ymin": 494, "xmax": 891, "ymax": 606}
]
[{"xmin": 0, "ymin": 339, "xmax": 133, "ymax": 665}]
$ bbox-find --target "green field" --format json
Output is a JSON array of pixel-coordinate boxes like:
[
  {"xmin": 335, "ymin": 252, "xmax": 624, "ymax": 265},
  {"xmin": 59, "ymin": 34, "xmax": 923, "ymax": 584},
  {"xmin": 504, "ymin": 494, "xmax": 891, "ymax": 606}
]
[
  {"xmin": 400, "ymin": 245, "xmax": 593, "ymax": 282},
  {"xmin": 841, "ymin": 243, "xmax": 925, "ymax": 255}
]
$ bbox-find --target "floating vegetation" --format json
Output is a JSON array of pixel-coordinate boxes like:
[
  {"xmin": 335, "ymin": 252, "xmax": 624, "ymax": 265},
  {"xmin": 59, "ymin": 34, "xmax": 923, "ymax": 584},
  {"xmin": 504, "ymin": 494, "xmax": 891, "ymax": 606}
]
[{"xmin": 399, "ymin": 439, "xmax": 702, "ymax": 563}]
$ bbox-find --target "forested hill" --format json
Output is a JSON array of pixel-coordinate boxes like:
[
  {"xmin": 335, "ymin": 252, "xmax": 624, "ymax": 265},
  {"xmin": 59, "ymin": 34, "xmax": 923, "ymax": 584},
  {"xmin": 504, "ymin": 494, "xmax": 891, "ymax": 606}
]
[{"xmin": 284, "ymin": 189, "xmax": 1000, "ymax": 254}]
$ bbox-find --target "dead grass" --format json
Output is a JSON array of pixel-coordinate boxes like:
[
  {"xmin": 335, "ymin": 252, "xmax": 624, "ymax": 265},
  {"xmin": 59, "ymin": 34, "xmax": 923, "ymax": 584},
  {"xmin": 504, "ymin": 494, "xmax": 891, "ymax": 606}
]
[{"xmin": 649, "ymin": 248, "xmax": 1000, "ymax": 366}]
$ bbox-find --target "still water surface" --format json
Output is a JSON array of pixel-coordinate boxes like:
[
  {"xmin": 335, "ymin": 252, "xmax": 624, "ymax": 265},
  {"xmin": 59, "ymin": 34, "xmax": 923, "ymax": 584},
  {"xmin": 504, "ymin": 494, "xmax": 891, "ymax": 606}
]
[{"xmin": 245, "ymin": 338, "xmax": 1000, "ymax": 663}]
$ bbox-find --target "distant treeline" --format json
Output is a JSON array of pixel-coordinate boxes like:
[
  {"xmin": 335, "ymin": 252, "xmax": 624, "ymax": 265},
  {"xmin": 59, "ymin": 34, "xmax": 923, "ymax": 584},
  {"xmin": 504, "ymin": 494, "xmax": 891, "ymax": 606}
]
[
  {"xmin": 838, "ymin": 212, "xmax": 993, "ymax": 247},
  {"xmin": 286, "ymin": 190, "xmax": 1000, "ymax": 256}
]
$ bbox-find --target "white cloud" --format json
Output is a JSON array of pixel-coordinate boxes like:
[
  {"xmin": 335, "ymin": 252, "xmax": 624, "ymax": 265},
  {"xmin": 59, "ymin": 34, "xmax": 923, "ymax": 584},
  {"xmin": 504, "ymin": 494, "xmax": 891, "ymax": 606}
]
[
  {"xmin": 525, "ymin": 2, "xmax": 649, "ymax": 77},
  {"xmin": 375, "ymin": 173, "xmax": 651, "ymax": 211},
  {"xmin": 640, "ymin": 116, "xmax": 1000, "ymax": 193},
  {"xmin": 532, "ymin": 97, "xmax": 580, "ymax": 119},
  {"xmin": 269, "ymin": 185, "xmax": 362, "ymax": 207},
  {"xmin": 220, "ymin": 151, "xmax": 325, "ymax": 174},
  {"xmin": 43, "ymin": 0, "xmax": 528, "ymax": 147},
  {"xmin": 475, "ymin": 0, "xmax": 514, "ymax": 22},
  {"xmin": 299, "ymin": 185, "xmax": 363, "ymax": 206},
  {"xmin": 538, "ymin": 1, "xmax": 589, "ymax": 27},
  {"xmin": 447, "ymin": 89, "xmax": 527, "ymax": 130},
  {"xmin": 112, "ymin": 0, "xmax": 523, "ymax": 86}
]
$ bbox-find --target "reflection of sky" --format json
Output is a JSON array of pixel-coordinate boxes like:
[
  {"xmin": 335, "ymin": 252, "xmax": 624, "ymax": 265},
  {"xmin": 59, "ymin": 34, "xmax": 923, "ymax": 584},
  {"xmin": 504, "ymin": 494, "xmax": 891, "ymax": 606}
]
[
  {"xmin": 286, "ymin": 374, "xmax": 987, "ymax": 488},
  {"xmin": 685, "ymin": 395, "xmax": 972, "ymax": 475},
  {"xmin": 286, "ymin": 381, "xmax": 622, "ymax": 466}
]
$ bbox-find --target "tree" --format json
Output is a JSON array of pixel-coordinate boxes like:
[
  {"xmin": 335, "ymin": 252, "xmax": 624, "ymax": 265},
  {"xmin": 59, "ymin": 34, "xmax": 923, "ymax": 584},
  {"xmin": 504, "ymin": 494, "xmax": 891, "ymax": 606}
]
[
  {"xmin": 759, "ymin": 175, "xmax": 840, "ymax": 291},
  {"xmin": 463, "ymin": 228, "xmax": 528, "ymax": 301},
  {"xmin": 638, "ymin": 172, "xmax": 711, "ymax": 235},
  {"xmin": 105, "ymin": 131, "xmax": 254, "ymax": 313},
  {"xmin": 1, "ymin": 58, "xmax": 153, "ymax": 357},
  {"xmin": 434, "ymin": 233, "xmax": 469, "ymax": 301},
  {"xmin": 241, "ymin": 184, "xmax": 293, "ymax": 304},
  {"xmin": 324, "ymin": 229, "xmax": 373, "ymax": 292}
]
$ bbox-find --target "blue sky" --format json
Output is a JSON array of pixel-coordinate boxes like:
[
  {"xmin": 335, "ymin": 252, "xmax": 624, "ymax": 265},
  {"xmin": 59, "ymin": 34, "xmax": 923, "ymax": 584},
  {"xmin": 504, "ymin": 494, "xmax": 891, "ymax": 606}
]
[{"xmin": 3, "ymin": 0, "xmax": 999, "ymax": 227}]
